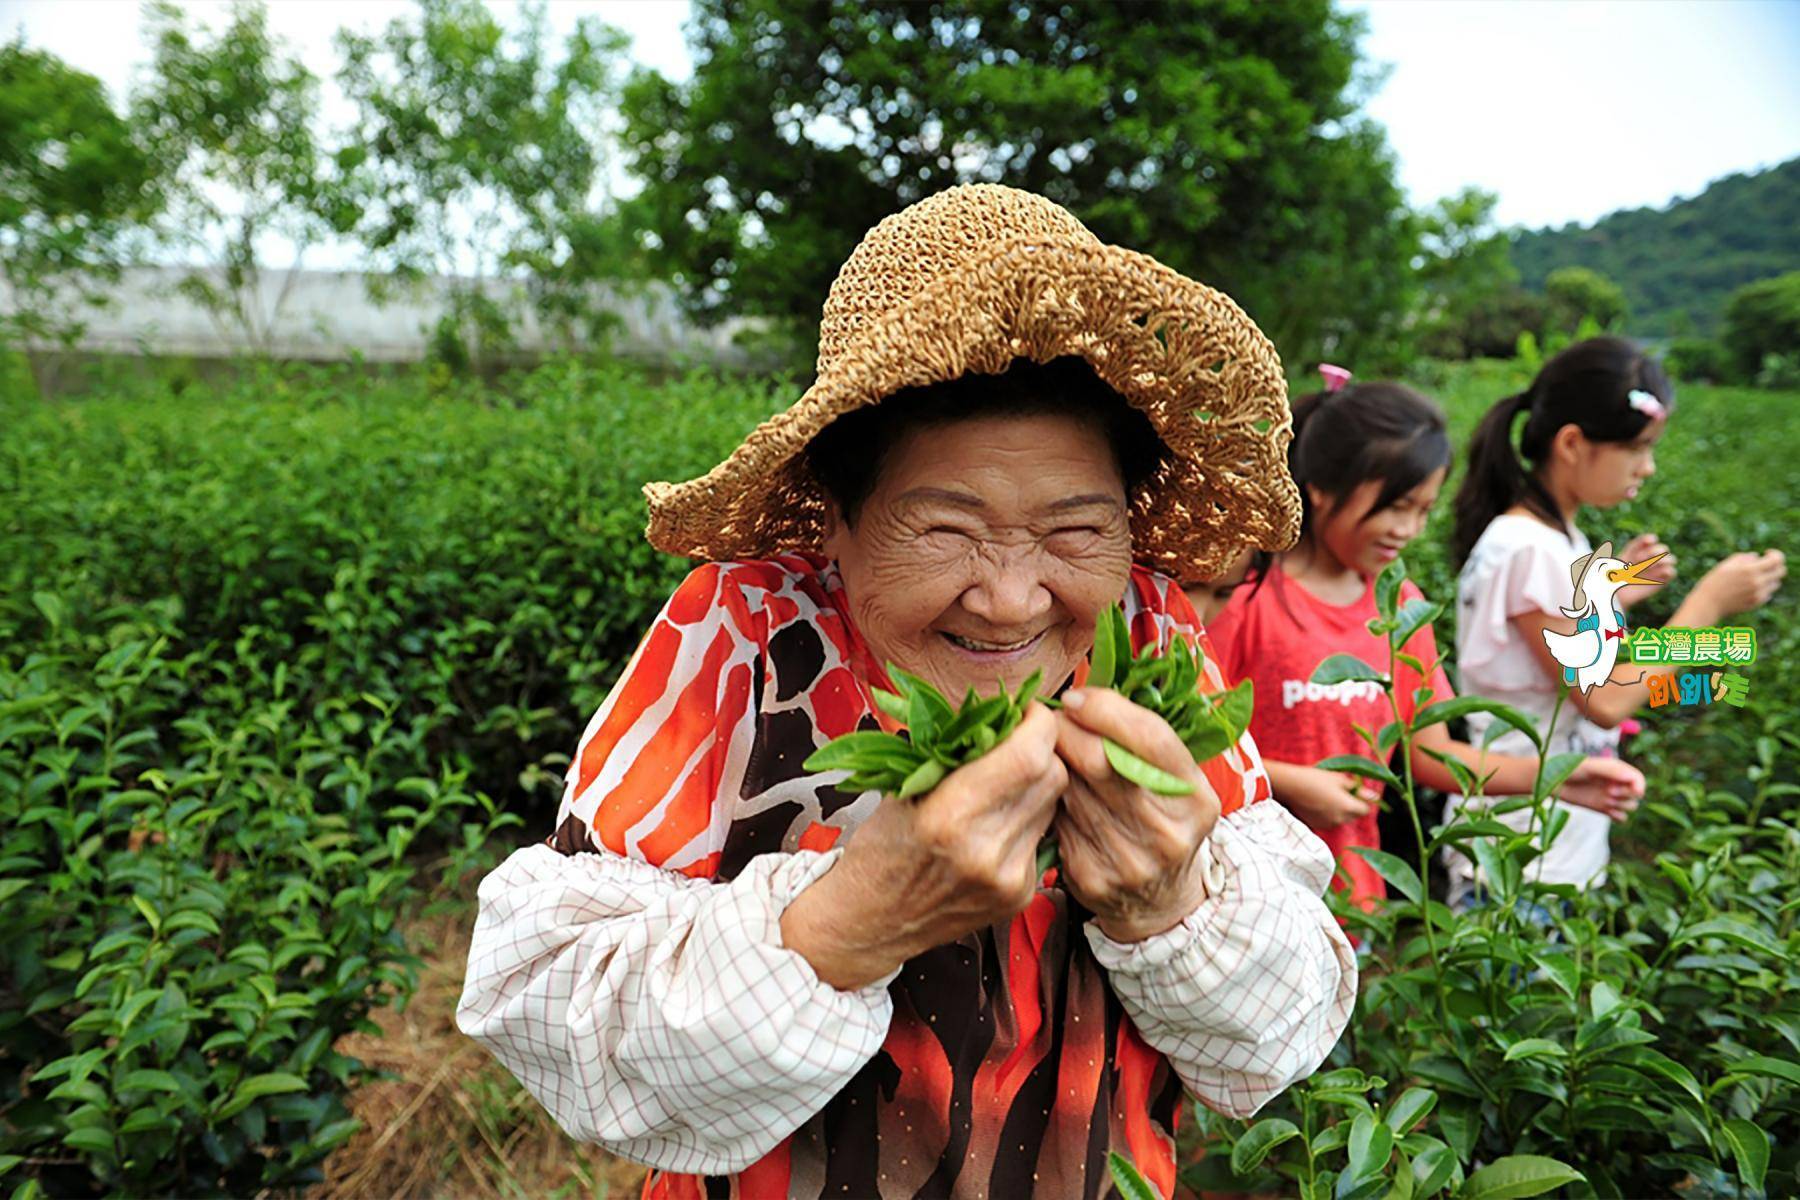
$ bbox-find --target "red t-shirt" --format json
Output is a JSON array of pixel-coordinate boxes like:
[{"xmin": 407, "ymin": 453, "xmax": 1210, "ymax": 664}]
[{"xmin": 1204, "ymin": 563, "xmax": 1454, "ymax": 908}]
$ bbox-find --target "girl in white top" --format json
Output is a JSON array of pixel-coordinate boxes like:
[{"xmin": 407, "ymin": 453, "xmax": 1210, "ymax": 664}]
[{"xmin": 1446, "ymin": 337, "xmax": 1786, "ymax": 907}]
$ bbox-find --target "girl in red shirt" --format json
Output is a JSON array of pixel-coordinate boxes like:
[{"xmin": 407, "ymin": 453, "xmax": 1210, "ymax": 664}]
[{"xmin": 1193, "ymin": 377, "xmax": 1645, "ymax": 910}]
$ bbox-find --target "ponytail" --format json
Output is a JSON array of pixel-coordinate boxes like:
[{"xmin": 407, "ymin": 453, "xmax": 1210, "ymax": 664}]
[
  {"xmin": 1452, "ymin": 337, "xmax": 1671, "ymax": 566},
  {"xmin": 1452, "ymin": 390, "xmax": 1564, "ymax": 566}
]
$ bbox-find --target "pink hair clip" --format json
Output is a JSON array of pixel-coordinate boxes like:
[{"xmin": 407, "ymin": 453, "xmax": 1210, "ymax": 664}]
[
  {"xmin": 1627, "ymin": 389, "xmax": 1666, "ymax": 420},
  {"xmin": 1319, "ymin": 364, "xmax": 1352, "ymax": 392}
]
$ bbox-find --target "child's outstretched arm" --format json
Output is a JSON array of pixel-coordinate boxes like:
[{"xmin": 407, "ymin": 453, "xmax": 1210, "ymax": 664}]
[
  {"xmin": 1511, "ymin": 547, "xmax": 1785, "ymax": 728},
  {"xmin": 1407, "ymin": 723, "xmax": 1643, "ymax": 820}
]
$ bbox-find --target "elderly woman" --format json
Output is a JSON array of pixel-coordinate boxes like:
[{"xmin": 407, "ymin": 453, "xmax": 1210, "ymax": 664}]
[{"xmin": 458, "ymin": 185, "xmax": 1355, "ymax": 1200}]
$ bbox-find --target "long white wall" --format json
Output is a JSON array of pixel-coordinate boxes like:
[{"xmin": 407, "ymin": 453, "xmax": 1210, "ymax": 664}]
[{"xmin": 12, "ymin": 267, "xmax": 775, "ymax": 368}]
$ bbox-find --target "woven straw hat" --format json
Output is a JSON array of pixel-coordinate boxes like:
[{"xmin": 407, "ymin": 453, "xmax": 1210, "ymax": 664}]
[{"xmin": 644, "ymin": 183, "xmax": 1300, "ymax": 581}]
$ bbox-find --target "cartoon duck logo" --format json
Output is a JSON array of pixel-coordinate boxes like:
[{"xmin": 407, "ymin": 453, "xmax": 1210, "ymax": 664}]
[{"xmin": 1542, "ymin": 541, "xmax": 1668, "ymax": 693}]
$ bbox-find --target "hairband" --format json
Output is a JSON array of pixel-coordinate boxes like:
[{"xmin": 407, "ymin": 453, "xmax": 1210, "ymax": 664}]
[
  {"xmin": 1318, "ymin": 364, "xmax": 1352, "ymax": 393},
  {"xmin": 1627, "ymin": 389, "xmax": 1667, "ymax": 421}
]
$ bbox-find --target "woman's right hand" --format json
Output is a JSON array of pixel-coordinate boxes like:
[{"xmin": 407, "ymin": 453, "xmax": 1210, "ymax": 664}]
[
  {"xmin": 780, "ymin": 703, "xmax": 1068, "ymax": 990},
  {"xmin": 1693, "ymin": 549, "xmax": 1786, "ymax": 619},
  {"xmin": 1277, "ymin": 764, "xmax": 1380, "ymax": 831}
]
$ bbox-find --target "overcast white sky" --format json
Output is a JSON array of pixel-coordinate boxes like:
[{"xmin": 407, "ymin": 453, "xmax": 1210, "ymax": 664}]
[{"xmin": 5, "ymin": 0, "xmax": 1798, "ymax": 232}]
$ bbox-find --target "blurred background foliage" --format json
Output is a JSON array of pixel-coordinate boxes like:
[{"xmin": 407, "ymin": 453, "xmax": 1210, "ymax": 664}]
[{"xmin": 4, "ymin": 0, "xmax": 1798, "ymax": 389}]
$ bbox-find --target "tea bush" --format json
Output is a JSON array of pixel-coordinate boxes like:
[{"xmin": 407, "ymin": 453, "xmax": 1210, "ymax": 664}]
[
  {"xmin": 0, "ymin": 358, "xmax": 791, "ymax": 1194},
  {"xmin": 1186, "ymin": 556, "xmax": 1800, "ymax": 1199},
  {"xmin": 2, "ymin": 355, "xmax": 1794, "ymax": 1195}
]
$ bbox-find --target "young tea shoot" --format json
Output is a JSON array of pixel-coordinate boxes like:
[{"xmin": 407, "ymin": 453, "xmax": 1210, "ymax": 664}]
[
  {"xmin": 1071, "ymin": 602, "xmax": 1254, "ymax": 795},
  {"xmin": 802, "ymin": 665, "xmax": 1044, "ymax": 800}
]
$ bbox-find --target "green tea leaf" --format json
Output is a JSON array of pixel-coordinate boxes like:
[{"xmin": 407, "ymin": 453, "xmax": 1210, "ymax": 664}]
[
  {"xmin": 118, "ymin": 1068, "xmax": 183, "ymax": 1094},
  {"xmin": 1015, "ymin": 669, "xmax": 1043, "ymax": 712},
  {"xmin": 1108, "ymin": 1151, "xmax": 1161, "ymax": 1200},
  {"xmin": 1374, "ymin": 558, "xmax": 1405, "ymax": 622},
  {"xmin": 1457, "ymin": 1155, "xmax": 1583, "ymax": 1199},
  {"xmin": 1318, "ymin": 755, "xmax": 1403, "ymax": 791},
  {"xmin": 1213, "ymin": 677, "xmax": 1254, "ymax": 738},
  {"xmin": 217, "ymin": 1072, "xmax": 308, "ymax": 1120},
  {"xmin": 897, "ymin": 758, "xmax": 947, "ymax": 800},
  {"xmin": 1183, "ymin": 721, "xmax": 1236, "ymax": 765},
  {"xmin": 61, "ymin": 1127, "xmax": 116, "ymax": 1157},
  {"xmin": 1720, "ymin": 1118, "xmax": 1770, "ymax": 1192},
  {"xmin": 1502, "ymin": 1038, "xmax": 1566, "ymax": 1063},
  {"xmin": 1537, "ymin": 753, "xmax": 1586, "ymax": 799},
  {"xmin": 906, "ymin": 674, "xmax": 953, "ymax": 745},
  {"xmin": 1672, "ymin": 916, "xmax": 1784, "ymax": 957},
  {"xmin": 1089, "ymin": 605, "xmax": 1121, "ymax": 690},
  {"xmin": 1615, "ymin": 1048, "xmax": 1701, "ymax": 1103},
  {"xmin": 803, "ymin": 731, "xmax": 916, "ymax": 774},
  {"xmin": 1346, "ymin": 1112, "xmax": 1394, "ymax": 1184},
  {"xmin": 1348, "ymin": 847, "xmax": 1423, "ymax": 904},
  {"xmin": 1103, "ymin": 740, "xmax": 1195, "ymax": 795},
  {"xmin": 1392, "ymin": 597, "xmax": 1443, "ymax": 648},
  {"xmin": 872, "ymin": 688, "xmax": 909, "ymax": 723},
  {"xmin": 1722, "ymin": 1053, "xmax": 1800, "ymax": 1088},
  {"xmin": 1384, "ymin": 1087, "xmax": 1436, "ymax": 1133},
  {"xmin": 1412, "ymin": 697, "xmax": 1543, "ymax": 753},
  {"xmin": 1113, "ymin": 603, "xmax": 1133, "ymax": 673},
  {"xmin": 1412, "ymin": 1142, "xmax": 1457, "ymax": 1195},
  {"xmin": 1231, "ymin": 1117, "xmax": 1301, "ymax": 1174},
  {"xmin": 1589, "ymin": 980, "xmax": 1624, "ymax": 1021},
  {"xmin": 1312, "ymin": 654, "xmax": 1387, "ymax": 686}
]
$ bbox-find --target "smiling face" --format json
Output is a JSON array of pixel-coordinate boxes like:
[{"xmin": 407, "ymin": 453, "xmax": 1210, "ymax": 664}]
[
  {"xmin": 823, "ymin": 412, "xmax": 1134, "ymax": 701},
  {"xmin": 1309, "ymin": 466, "xmax": 1449, "ymax": 579},
  {"xmin": 1558, "ymin": 416, "xmax": 1665, "ymax": 507}
]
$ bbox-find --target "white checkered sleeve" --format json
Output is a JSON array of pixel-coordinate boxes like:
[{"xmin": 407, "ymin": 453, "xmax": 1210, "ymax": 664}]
[
  {"xmin": 1084, "ymin": 801, "xmax": 1357, "ymax": 1118},
  {"xmin": 455, "ymin": 843, "xmax": 897, "ymax": 1174}
]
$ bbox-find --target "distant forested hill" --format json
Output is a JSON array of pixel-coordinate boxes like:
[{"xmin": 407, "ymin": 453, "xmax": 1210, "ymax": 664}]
[{"xmin": 1509, "ymin": 157, "xmax": 1800, "ymax": 337}]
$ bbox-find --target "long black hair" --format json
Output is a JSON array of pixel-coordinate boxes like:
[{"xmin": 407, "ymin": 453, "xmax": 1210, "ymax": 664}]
[
  {"xmin": 1246, "ymin": 380, "xmax": 1452, "ymax": 592},
  {"xmin": 1451, "ymin": 337, "xmax": 1674, "ymax": 566}
]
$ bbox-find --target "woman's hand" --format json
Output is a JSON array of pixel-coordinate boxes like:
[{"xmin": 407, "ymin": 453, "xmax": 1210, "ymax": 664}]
[
  {"xmin": 1692, "ymin": 549, "xmax": 1786, "ymax": 620},
  {"xmin": 1274, "ymin": 763, "xmax": 1381, "ymax": 831},
  {"xmin": 1050, "ymin": 688, "xmax": 1221, "ymax": 944},
  {"xmin": 1616, "ymin": 532, "xmax": 1677, "ymax": 609},
  {"xmin": 781, "ymin": 704, "xmax": 1067, "ymax": 989},
  {"xmin": 1556, "ymin": 755, "xmax": 1645, "ymax": 822}
]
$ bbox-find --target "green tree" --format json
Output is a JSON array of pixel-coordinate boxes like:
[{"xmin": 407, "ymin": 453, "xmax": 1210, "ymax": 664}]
[
  {"xmin": 1721, "ymin": 270, "xmax": 1800, "ymax": 380},
  {"xmin": 614, "ymin": 0, "xmax": 1417, "ymax": 371},
  {"xmin": 1412, "ymin": 188, "xmax": 1523, "ymax": 359},
  {"xmin": 131, "ymin": 1, "xmax": 338, "ymax": 356},
  {"xmin": 1544, "ymin": 265, "xmax": 1626, "ymax": 335},
  {"xmin": 1510, "ymin": 157, "xmax": 1800, "ymax": 338},
  {"xmin": 0, "ymin": 40, "xmax": 160, "ymax": 392},
  {"xmin": 335, "ymin": 0, "xmax": 633, "ymax": 372}
]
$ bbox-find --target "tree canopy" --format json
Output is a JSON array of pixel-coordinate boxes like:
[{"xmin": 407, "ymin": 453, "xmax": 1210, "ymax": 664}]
[{"xmin": 613, "ymin": 0, "xmax": 1417, "ymax": 371}]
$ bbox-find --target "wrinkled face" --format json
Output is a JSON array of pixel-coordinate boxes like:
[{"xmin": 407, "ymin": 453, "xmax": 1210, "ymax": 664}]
[
  {"xmin": 1564, "ymin": 417, "xmax": 1664, "ymax": 507},
  {"xmin": 1311, "ymin": 466, "xmax": 1448, "ymax": 579},
  {"xmin": 824, "ymin": 412, "xmax": 1134, "ymax": 700}
]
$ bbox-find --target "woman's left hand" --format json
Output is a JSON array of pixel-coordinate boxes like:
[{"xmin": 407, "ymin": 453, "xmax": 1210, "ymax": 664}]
[{"xmin": 1052, "ymin": 687, "xmax": 1221, "ymax": 943}]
